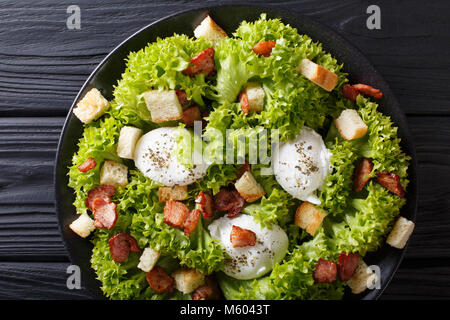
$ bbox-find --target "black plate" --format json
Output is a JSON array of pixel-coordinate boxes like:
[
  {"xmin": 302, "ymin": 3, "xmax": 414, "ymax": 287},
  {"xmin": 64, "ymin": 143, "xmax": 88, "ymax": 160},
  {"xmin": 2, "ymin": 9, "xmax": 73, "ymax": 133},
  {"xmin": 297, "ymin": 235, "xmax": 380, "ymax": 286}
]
[{"xmin": 54, "ymin": 4, "xmax": 418, "ymax": 300}]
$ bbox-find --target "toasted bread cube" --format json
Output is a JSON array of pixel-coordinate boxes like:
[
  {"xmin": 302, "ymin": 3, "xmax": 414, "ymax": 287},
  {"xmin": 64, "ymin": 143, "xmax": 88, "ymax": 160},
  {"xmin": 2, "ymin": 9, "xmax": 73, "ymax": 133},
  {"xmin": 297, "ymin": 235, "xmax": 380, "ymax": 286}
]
[
  {"xmin": 235, "ymin": 171, "xmax": 265, "ymax": 202},
  {"xmin": 100, "ymin": 160, "xmax": 128, "ymax": 187},
  {"xmin": 297, "ymin": 58, "xmax": 338, "ymax": 92},
  {"xmin": 244, "ymin": 82, "xmax": 265, "ymax": 113},
  {"xmin": 334, "ymin": 109, "xmax": 368, "ymax": 140},
  {"xmin": 116, "ymin": 126, "xmax": 143, "ymax": 160},
  {"xmin": 143, "ymin": 90, "xmax": 183, "ymax": 123},
  {"xmin": 172, "ymin": 269, "xmax": 205, "ymax": 294},
  {"xmin": 158, "ymin": 185, "xmax": 188, "ymax": 203},
  {"xmin": 137, "ymin": 247, "xmax": 160, "ymax": 272},
  {"xmin": 193, "ymin": 15, "xmax": 227, "ymax": 45},
  {"xmin": 386, "ymin": 216, "xmax": 415, "ymax": 249},
  {"xmin": 347, "ymin": 258, "xmax": 379, "ymax": 294},
  {"xmin": 295, "ymin": 201, "xmax": 327, "ymax": 236},
  {"xmin": 69, "ymin": 213, "xmax": 95, "ymax": 238},
  {"xmin": 73, "ymin": 88, "xmax": 110, "ymax": 124}
]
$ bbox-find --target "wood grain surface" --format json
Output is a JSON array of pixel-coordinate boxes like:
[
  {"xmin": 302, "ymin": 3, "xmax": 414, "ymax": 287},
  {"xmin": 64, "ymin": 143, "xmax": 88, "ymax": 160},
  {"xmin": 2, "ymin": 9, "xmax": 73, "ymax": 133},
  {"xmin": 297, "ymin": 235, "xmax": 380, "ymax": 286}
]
[{"xmin": 0, "ymin": 0, "xmax": 449, "ymax": 299}]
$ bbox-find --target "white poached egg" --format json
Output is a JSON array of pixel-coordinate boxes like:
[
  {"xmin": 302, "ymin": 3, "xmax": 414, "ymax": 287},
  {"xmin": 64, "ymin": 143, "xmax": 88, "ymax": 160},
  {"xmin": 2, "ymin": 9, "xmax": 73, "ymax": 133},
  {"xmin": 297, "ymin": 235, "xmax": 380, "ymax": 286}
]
[
  {"xmin": 208, "ymin": 214, "xmax": 289, "ymax": 280},
  {"xmin": 273, "ymin": 126, "xmax": 332, "ymax": 205},
  {"xmin": 134, "ymin": 127, "xmax": 209, "ymax": 186}
]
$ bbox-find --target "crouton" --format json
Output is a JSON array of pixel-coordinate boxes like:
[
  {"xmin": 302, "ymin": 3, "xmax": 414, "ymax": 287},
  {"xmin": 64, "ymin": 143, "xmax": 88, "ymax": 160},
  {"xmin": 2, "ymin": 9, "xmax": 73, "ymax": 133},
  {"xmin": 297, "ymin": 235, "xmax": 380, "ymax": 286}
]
[
  {"xmin": 69, "ymin": 213, "xmax": 95, "ymax": 238},
  {"xmin": 386, "ymin": 216, "xmax": 415, "ymax": 249},
  {"xmin": 244, "ymin": 82, "xmax": 265, "ymax": 113},
  {"xmin": 143, "ymin": 90, "xmax": 183, "ymax": 123},
  {"xmin": 295, "ymin": 201, "xmax": 327, "ymax": 236},
  {"xmin": 235, "ymin": 171, "xmax": 265, "ymax": 202},
  {"xmin": 73, "ymin": 88, "xmax": 110, "ymax": 124},
  {"xmin": 100, "ymin": 160, "xmax": 128, "ymax": 187},
  {"xmin": 158, "ymin": 185, "xmax": 188, "ymax": 202},
  {"xmin": 334, "ymin": 109, "xmax": 368, "ymax": 140},
  {"xmin": 172, "ymin": 269, "xmax": 205, "ymax": 294},
  {"xmin": 116, "ymin": 126, "xmax": 143, "ymax": 160},
  {"xmin": 347, "ymin": 258, "xmax": 379, "ymax": 294},
  {"xmin": 193, "ymin": 15, "xmax": 227, "ymax": 45},
  {"xmin": 297, "ymin": 58, "xmax": 338, "ymax": 92},
  {"xmin": 137, "ymin": 247, "xmax": 160, "ymax": 272}
]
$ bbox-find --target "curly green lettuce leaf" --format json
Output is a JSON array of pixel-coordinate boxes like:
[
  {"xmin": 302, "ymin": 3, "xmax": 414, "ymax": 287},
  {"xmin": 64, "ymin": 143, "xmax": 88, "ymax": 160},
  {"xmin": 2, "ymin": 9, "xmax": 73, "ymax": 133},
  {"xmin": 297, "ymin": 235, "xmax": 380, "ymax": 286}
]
[
  {"xmin": 68, "ymin": 116, "xmax": 123, "ymax": 214},
  {"xmin": 326, "ymin": 181, "xmax": 406, "ymax": 256},
  {"xmin": 319, "ymin": 138, "xmax": 358, "ymax": 216},
  {"xmin": 113, "ymin": 34, "xmax": 213, "ymax": 123}
]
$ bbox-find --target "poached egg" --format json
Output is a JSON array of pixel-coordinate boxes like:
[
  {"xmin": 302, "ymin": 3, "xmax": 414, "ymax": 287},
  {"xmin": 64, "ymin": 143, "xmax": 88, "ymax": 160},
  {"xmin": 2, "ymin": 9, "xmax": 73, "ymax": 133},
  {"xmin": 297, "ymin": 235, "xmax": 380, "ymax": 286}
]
[
  {"xmin": 273, "ymin": 126, "xmax": 332, "ymax": 205},
  {"xmin": 134, "ymin": 127, "xmax": 209, "ymax": 186},
  {"xmin": 208, "ymin": 214, "xmax": 289, "ymax": 280}
]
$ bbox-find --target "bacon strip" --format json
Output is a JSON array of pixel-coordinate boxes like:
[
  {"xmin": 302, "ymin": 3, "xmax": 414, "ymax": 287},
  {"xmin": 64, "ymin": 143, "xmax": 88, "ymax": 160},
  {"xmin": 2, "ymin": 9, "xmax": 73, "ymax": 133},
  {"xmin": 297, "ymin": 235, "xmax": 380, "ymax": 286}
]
[
  {"xmin": 109, "ymin": 233, "xmax": 140, "ymax": 263},
  {"xmin": 192, "ymin": 276, "xmax": 222, "ymax": 300},
  {"xmin": 163, "ymin": 200, "xmax": 190, "ymax": 229},
  {"xmin": 342, "ymin": 84, "xmax": 359, "ymax": 102},
  {"xmin": 353, "ymin": 158, "xmax": 374, "ymax": 192},
  {"xmin": 92, "ymin": 197, "xmax": 117, "ymax": 229},
  {"xmin": 77, "ymin": 157, "xmax": 97, "ymax": 172},
  {"xmin": 183, "ymin": 209, "xmax": 201, "ymax": 236},
  {"xmin": 252, "ymin": 40, "xmax": 276, "ymax": 57},
  {"xmin": 342, "ymin": 83, "xmax": 383, "ymax": 101},
  {"xmin": 182, "ymin": 47, "xmax": 215, "ymax": 77},
  {"xmin": 235, "ymin": 161, "xmax": 251, "ymax": 181},
  {"xmin": 182, "ymin": 105, "xmax": 202, "ymax": 127},
  {"xmin": 239, "ymin": 91, "xmax": 249, "ymax": 115},
  {"xmin": 146, "ymin": 266, "xmax": 175, "ymax": 293},
  {"xmin": 214, "ymin": 188, "xmax": 245, "ymax": 218},
  {"xmin": 195, "ymin": 191, "xmax": 215, "ymax": 219},
  {"xmin": 337, "ymin": 252, "xmax": 359, "ymax": 281},
  {"xmin": 175, "ymin": 89, "xmax": 190, "ymax": 106},
  {"xmin": 85, "ymin": 185, "xmax": 115, "ymax": 211},
  {"xmin": 377, "ymin": 172, "xmax": 405, "ymax": 198},
  {"xmin": 230, "ymin": 225, "xmax": 256, "ymax": 248},
  {"xmin": 313, "ymin": 258, "xmax": 337, "ymax": 284},
  {"xmin": 352, "ymin": 84, "xmax": 383, "ymax": 99}
]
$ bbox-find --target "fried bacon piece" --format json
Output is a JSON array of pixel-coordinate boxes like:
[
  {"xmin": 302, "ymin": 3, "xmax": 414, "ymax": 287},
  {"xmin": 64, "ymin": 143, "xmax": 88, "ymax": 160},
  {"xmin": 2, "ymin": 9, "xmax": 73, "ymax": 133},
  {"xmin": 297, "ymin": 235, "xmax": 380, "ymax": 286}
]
[
  {"xmin": 77, "ymin": 157, "xmax": 97, "ymax": 172},
  {"xmin": 337, "ymin": 252, "xmax": 359, "ymax": 281},
  {"xmin": 342, "ymin": 83, "xmax": 383, "ymax": 102},
  {"xmin": 146, "ymin": 266, "xmax": 175, "ymax": 293},
  {"xmin": 92, "ymin": 197, "xmax": 117, "ymax": 229},
  {"xmin": 195, "ymin": 191, "xmax": 214, "ymax": 219},
  {"xmin": 163, "ymin": 200, "xmax": 190, "ymax": 229},
  {"xmin": 230, "ymin": 225, "xmax": 256, "ymax": 248},
  {"xmin": 376, "ymin": 172, "xmax": 405, "ymax": 198},
  {"xmin": 182, "ymin": 105, "xmax": 202, "ymax": 127},
  {"xmin": 109, "ymin": 233, "xmax": 140, "ymax": 263},
  {"xmin": 175, "ymin": 89, "xmax": 190, "ymax": 106},
  {"xmin": 342, "ymin": 84, "xmax": 359, "ymax": 102},
  {"xmin": 353, "ymin": 158, "xmax": 374, "ymax": 192},
  {"xmin": 85, "ymin": 185, "xmax": 115, "ymax": 211},
  {"xmin": 183, "ymin": 209, "xmax": 201, "ymax": 236},
  {"xmin": 239, "ymin": 91, "xmax": 249, "ymax": 115},
  {"xmin": 214, "ymin": 188, "xmax": 245, "ymax": 218},
  {"xmin": 235, "ymin": 161, "xmax": 251, "ymax": 181},
  {"xmin": 252, "ymin": 40, "xmax": 276, "ymax": 57},
  {"xmin": 313, "ymin": 258, "xmax": 337, "ymax": 284},
  {"xmin": 352, "ymin": 84, "xmax": 383, "ymax": 99},
  {"xmin": 182, "ymin": 47, "xmax": 215, "ymax": 77},
  {"xmin": 192, "ymin": 276, "xmax": 222, "ymax": 300}
]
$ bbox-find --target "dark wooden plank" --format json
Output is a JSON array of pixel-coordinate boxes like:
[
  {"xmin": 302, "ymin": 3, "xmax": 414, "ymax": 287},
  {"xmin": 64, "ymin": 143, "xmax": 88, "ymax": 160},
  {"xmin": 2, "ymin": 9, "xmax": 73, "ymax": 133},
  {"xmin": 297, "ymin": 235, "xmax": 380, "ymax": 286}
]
[
  {"xmin": 0, "ymin": 260, "xmax": 448, "ymax": 300},
  {"xmin": 0, "ymin": 0, "xmax": 449, "ymax": 116},
  {"xmin": 0, "ymin": 116, "xmax": 449, "ymax": 261},
  {"xmin": 0, "ymin": 262, "xmax": 91, "ymax": 299}
]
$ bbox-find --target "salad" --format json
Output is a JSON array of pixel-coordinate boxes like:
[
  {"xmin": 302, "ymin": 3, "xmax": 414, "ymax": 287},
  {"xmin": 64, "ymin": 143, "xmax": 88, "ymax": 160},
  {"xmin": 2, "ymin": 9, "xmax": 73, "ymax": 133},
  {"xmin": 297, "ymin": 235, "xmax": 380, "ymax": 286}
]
[{"xmin": 67, "ymin": 14, "xmax": 414, "ymax": 300}]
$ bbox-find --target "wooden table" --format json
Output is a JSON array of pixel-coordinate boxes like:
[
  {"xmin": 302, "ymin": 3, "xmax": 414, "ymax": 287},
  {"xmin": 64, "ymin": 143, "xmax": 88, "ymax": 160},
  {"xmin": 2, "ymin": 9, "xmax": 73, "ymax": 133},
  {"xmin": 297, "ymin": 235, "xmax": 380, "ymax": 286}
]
[{"xmin": 0, "ymin": 0, "xmax": 449, "ymax": 299}]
